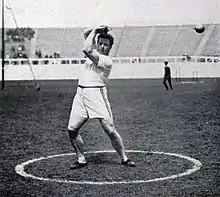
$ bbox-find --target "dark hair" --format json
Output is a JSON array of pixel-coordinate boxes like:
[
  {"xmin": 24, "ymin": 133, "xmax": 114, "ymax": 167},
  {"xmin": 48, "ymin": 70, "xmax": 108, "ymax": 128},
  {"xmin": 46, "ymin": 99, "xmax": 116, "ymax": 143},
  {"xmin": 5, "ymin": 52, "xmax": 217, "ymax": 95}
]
[{"xmin": 97, "ymin": 33, "xmax": 114, "ymax": 47}]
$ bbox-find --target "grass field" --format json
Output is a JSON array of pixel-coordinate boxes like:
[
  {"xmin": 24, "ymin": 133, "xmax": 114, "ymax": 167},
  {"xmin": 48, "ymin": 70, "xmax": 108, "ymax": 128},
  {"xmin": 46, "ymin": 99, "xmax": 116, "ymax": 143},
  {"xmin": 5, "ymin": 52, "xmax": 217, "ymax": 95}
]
[{"xmin": 0, "ymin": 79, "xmax": 220, "ymax": 197}]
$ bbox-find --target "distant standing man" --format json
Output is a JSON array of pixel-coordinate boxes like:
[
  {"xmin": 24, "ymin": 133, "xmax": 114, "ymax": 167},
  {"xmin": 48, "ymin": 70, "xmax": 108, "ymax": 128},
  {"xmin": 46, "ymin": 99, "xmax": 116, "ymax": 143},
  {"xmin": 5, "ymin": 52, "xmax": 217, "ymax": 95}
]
[
  {"xmin": 163, "ymin": 60, "xmax": 173, "ymax": 91},
  {"xmin": 67, "ymin": 25, "xmax": 135, "ymax": 169}
]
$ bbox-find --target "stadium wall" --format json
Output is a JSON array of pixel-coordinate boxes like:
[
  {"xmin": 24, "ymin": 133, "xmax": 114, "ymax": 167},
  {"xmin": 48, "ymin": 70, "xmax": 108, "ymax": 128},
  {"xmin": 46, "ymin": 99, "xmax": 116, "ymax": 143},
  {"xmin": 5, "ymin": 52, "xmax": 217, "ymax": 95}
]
[{"xmin": 1, "ymin": 56, "xmax": 220, "ymax": 81}]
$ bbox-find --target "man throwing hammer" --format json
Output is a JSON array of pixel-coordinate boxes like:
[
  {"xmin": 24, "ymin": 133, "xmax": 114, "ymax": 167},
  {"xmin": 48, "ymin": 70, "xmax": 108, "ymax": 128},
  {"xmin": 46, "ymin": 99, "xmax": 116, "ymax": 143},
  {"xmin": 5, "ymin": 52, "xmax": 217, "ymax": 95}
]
[{"xmin": 67, "ymin": 25, "xmax": 135, "ymax": 169}]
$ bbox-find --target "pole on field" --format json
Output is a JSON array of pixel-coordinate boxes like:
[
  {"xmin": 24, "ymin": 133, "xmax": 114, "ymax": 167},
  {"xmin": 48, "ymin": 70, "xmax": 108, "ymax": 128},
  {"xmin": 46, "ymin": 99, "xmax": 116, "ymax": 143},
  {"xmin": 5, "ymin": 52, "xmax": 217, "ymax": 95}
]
[{"xmin": 1, "ymin": 0, "xmax": 5, "ymax": 90}]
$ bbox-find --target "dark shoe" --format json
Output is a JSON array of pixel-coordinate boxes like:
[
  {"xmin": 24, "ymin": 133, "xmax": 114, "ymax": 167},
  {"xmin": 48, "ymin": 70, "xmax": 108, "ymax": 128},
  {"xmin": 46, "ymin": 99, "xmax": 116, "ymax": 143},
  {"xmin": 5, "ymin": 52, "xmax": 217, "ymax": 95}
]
[
  {"xmin": 70, "ymin": 161, "xmax": 87, "ymax": 170},
  {"xmin": 121, "ymin": 159, "xmax": 135, "ymax": 167}
]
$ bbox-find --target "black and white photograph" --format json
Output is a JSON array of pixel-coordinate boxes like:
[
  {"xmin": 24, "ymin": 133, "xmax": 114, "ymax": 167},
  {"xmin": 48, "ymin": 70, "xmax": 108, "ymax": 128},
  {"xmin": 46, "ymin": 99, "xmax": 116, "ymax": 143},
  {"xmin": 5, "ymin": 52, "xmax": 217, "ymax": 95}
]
[{"xmin": 0, "ymin": 0, "xmax": 220, "ymax": 196}]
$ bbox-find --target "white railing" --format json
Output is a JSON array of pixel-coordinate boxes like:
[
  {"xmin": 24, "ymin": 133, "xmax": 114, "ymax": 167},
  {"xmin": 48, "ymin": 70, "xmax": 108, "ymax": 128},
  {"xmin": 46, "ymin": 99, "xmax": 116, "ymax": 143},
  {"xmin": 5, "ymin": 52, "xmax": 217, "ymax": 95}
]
[
  {"xmin": 1, "ymin": 56, "xmax": 220, "ymax": 80},
  {"xmin": 1, "ymin": 56, "xmax": 220, "ymax": 66}
]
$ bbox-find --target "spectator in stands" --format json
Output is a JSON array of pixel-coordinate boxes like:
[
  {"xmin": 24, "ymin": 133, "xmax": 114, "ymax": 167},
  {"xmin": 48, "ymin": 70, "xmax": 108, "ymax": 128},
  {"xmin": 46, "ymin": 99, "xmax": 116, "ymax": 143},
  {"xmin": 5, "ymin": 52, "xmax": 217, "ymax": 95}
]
[
  {"xmin": 35, "ymin": 50, "xmax": 43, "ymax": 58},
  {"xmin": 56, "ymin": 52, "xmax": 60, "ymax": 58},
  {"xmin": 35, "ymin": 50, "xmax": 39, "ymax": 57},
  {"xmin": 183, "ymin": 53, "xmax": 191, "ymax": 61},
  {"xmin": 53, "ymin": 52, "xmax": 57, "ymax": 58},
  {"xmin": 163, "ymin": 60, "xmax": 173, "ymax": 91},
  {"xmin": 53, "ymin": 52, "xmax": 61, "ymax": 58},
  {"xmin": 38, "ymin": 50, "xmax": 42, "ymax": 58},
  {"xmin": 10, "ymin": 47, "xmax": 17, "ymax": 58},
  {"xmin": 5, "ymin": 52, "xmax": 10, "ymax": 58}
]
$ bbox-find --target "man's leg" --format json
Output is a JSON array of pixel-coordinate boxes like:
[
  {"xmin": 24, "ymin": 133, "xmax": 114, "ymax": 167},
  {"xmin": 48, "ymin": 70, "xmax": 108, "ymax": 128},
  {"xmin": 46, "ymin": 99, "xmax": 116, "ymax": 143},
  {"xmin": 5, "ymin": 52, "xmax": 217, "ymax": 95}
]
[
  {"xmin": 163, "ymin": 78, "xmax": 169, "ymax": 90},
  {"xmin": 68, "ymin": 117, "xmax": 88, "ymax": 168},
  {"xmin": 99, "ymin": 117, "xmax": 135, "ymax": 167},
  {"xmin": 168, "ymin": 77, "xmax": 173, "ymax": 90}
]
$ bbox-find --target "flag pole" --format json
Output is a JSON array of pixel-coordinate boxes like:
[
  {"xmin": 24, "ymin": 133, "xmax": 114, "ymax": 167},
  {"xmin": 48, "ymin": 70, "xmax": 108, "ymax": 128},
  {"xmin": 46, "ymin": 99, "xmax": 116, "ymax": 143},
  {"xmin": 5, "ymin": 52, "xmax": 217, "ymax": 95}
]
[{"xmin": 1, "ymin": 0, "xmax": 5, "ymax": 90}]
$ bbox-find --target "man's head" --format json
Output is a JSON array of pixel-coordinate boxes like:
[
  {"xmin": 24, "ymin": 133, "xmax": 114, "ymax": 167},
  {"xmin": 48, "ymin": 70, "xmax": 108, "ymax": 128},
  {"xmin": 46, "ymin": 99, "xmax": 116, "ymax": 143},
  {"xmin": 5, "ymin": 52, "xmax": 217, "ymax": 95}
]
[
  {"xmin": 96, "ymin": 33, "xmax": 114, "ymax": 56},
  {"xmin": 164, "ymin": 60, "xmax": 168, "ymax": 66}
]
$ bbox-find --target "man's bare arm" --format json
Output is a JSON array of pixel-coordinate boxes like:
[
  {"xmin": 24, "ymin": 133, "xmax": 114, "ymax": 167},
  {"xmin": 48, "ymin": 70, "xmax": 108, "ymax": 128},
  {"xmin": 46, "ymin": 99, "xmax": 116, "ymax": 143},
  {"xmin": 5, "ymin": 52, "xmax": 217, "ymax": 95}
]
[{"xmin": 82, "ymin": 26, "xmax": 107, "ymax": 64}]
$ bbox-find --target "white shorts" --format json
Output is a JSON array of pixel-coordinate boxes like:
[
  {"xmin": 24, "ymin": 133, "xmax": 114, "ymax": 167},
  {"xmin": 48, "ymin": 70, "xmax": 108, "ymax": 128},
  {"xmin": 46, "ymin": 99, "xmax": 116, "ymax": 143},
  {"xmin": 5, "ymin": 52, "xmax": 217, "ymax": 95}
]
[{"xmin": 68, "ymin": 86, "xmax": 113, "ymax": 122}]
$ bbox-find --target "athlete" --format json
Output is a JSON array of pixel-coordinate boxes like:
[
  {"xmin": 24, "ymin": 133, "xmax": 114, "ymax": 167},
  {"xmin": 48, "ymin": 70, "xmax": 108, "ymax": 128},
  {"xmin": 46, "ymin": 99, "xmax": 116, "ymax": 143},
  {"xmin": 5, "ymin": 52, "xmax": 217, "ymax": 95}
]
[
  {"xmin": 163, "ymin": 60, "xmax": 173, "ymax": 91},
  {"xmin": 67, "ymin": 25, "xmax": 135, "ymax": 169}
]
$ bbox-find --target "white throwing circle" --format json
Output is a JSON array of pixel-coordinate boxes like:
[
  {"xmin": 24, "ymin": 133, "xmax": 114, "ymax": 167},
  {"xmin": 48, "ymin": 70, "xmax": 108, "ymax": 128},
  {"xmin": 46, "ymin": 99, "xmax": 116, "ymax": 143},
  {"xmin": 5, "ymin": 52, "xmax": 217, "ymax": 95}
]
[{"xmin": 15, "ymin": 150, "xmax": 202, "ymax": 185}]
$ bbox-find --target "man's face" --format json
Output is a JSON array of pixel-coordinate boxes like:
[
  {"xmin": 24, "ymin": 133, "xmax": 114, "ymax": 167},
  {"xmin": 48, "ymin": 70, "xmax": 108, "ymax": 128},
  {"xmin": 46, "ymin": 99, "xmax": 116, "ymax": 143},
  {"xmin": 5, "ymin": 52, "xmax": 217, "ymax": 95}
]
[
  {"xmin": 164, "ymin": 62, "xmax": 168, "ymax": 67},
  {"xmin": 97, "ymin": 38, "xmax": 111, "ymax": 55}
]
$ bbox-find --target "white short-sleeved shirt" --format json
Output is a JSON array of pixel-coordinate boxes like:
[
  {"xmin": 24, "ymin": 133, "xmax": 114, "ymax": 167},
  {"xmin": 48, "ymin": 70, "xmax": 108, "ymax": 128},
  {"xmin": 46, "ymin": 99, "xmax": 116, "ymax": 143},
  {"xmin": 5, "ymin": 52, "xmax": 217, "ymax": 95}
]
[{"xmin": 78, "ymin": 53, "xmax": 112, "ymax": 87}]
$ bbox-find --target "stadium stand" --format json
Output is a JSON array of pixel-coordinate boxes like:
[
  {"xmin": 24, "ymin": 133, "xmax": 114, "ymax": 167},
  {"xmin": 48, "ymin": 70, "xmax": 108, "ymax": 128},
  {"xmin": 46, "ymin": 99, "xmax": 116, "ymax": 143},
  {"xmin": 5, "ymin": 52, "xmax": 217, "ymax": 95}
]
[
  {"xmin": 2, "ymin": 24, "xmax": 220, "ymax": 58},
  {"xmin": 147, "ymin": 25, "xmax": 180, "ymax": 56},
  {"xmin": 35, "ymin": 28, "xmax": 63, "ymax": 58},
  {"xmin": 106, "ymin": 27, "xmax": 124, "ymax": 57},
  {"xmin": 201, "ymin": 24, "xmax": 220, "ymax": 56},
  {"xmin": 35, "ymin": 28, "xmax": 84, "ymax": 58},
  {"xmin": 169, "ymin": 25, "xmax": 204, "ymax": 56},
  {"xmin": 114, "ymin": 26, "xmax": 150, "ymax": 57}
]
